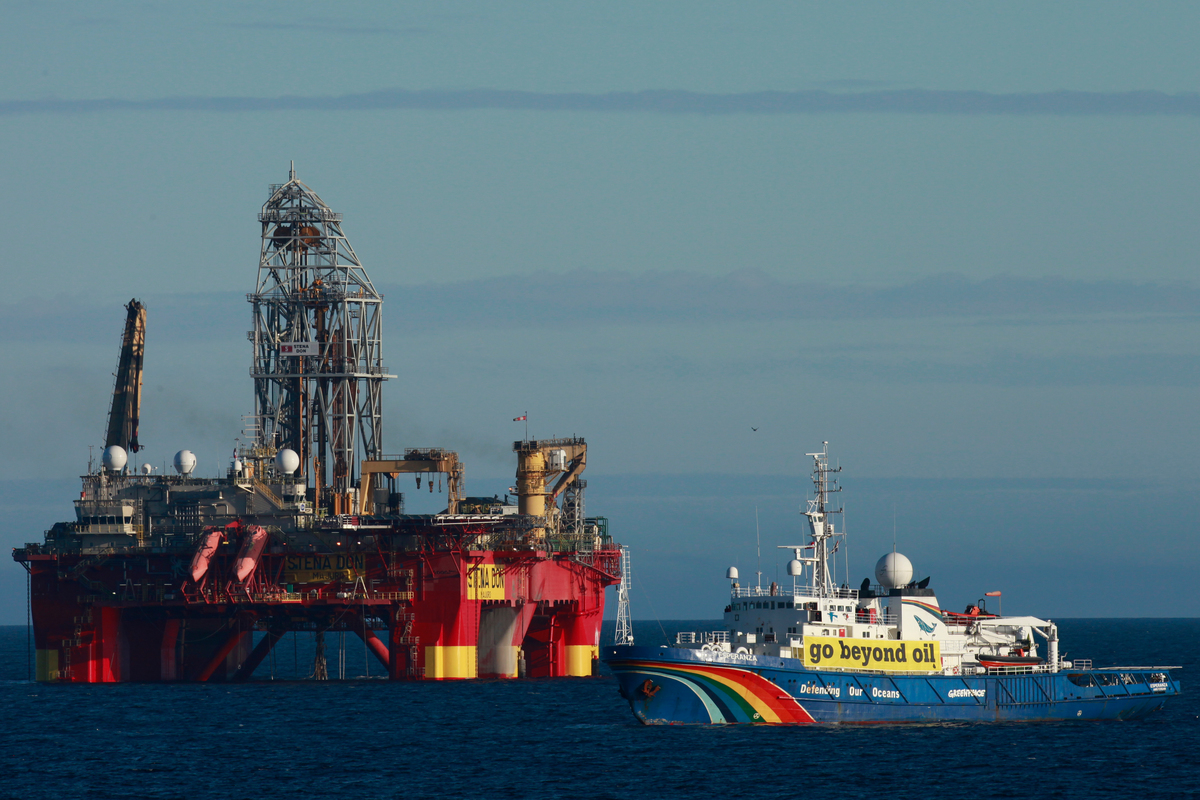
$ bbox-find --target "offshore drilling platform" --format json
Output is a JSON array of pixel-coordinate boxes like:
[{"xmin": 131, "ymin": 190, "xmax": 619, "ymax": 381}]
[{"xmin": 13, "ymin": 167, "xmax": 622, "ymax": 682}]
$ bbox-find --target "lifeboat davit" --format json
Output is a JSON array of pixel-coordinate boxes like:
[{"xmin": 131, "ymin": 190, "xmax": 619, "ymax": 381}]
[
  {"xmin": 232, "ymin": 525, "xmax": 269, "ymax": 583},
  {"xmin": 188, "ymin": 528, "xmax": 224, "ymax": 583}
]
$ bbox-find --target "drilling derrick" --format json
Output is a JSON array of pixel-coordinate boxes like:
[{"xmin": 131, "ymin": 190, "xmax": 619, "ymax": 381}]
[{"xmin": 249, "ymin": 165, "xmax": 390, "ymax": 511}]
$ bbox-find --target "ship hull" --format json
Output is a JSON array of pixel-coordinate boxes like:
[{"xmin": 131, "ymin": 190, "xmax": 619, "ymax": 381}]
[{"xmin": 603, "ymin": 646, "xmax": 1179, "ymax": 724}]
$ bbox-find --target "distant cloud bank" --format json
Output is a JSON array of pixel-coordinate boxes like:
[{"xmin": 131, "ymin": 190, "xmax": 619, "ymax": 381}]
[
  {"xmin": 5, "ymin": 272, "xmax": 1198, "ymax": 342},
  {"xmin": 7, "ymin": 88, "xmax": 1200, "ymax": 117},
  {"xmin": 388, "ymin": 271, "xmax": 1200, "ymax": 329}
]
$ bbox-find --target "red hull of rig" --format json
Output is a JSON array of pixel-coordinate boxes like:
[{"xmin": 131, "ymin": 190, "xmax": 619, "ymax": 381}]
[{"xmin": 20, "ymin": 523, "xmax": 619, "ymax": 682}]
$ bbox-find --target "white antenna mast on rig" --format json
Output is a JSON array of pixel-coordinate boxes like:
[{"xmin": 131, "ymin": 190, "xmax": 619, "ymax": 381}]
[{"xmin": 614, "ymin": 546, "xmax": 634, "ymax": 645}]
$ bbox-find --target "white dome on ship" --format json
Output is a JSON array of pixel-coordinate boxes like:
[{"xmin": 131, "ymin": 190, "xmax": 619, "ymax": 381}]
[
  {"xmin": 102, "ymin": 445, "xmax": 127, "ymax": 472},
  {"xmin": 787, "ymin": 559, "xmax": 803, "ymax": 576},
  {"xmin": 875, "ymin": 551, "xmax": 914, "ymax": 589},
  {"xmin": 275, "ymin": 448, "xmax": 300, "ymax": 475},
  {"xmin": 141, "ymin": 463, "xmax": 153, "ymax": 474},
  {"xmin": 173, "ymin": 449, "xmax": 197, "ymax": 475}
]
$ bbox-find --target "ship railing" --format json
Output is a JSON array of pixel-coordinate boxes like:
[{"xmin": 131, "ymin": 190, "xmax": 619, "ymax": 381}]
[
  {"xmin": 732, "ymin": 586, "xmax": 859, "ymax": 600},
  {"xmin": 962, "ymin": 663, "xmax": 1057, "ymax": 676},
  {"xmin": 675, "ymin": 631, "xmax": 731, "ymax": 646}
]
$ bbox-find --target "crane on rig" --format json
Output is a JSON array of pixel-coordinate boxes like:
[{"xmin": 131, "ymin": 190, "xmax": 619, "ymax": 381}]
[{"xmin": 104, "ymin": 299, "xmax": 146, "ymax": 458}]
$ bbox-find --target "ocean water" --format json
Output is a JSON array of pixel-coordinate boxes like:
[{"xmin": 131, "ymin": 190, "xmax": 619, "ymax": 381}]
[{"xmin": 0, "ymin": 619, "xmax": 1197, "ymax": 800}]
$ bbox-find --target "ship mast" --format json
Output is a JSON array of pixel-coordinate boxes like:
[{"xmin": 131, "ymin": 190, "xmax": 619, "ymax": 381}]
[{"xmin": 803, "ymin": 442, "xmax": 843, "ymax": 596}]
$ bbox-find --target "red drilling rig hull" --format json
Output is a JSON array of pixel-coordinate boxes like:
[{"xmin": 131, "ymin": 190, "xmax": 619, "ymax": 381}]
[{"xmin": 19, "ymin": 527, "xmax": 620, "ymax": 683}]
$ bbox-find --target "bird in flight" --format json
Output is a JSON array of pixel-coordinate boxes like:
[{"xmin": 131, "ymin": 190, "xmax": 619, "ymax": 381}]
[{"xmin": 751, "ymin": 427, "xmax": 758, "ymax": 432}]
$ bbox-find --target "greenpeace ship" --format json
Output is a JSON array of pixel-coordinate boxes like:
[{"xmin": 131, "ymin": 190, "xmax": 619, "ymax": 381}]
[
  {"xmin": 603, "ymin": 444, "xmax": 1179, "ymax": 723},
  {"xmin": 13, "ymin": 168, "xmax": 621, "ymax": 683}
]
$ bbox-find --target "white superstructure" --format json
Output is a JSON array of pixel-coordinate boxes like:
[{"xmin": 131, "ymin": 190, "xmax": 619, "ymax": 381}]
[{"xmin": 679, "ymin": 444, "xmax": 1063, "ymax": 677}]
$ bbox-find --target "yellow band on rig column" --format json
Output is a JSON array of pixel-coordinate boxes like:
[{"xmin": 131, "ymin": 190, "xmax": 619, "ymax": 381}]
[
  {"xmin": 565, "ymin": 645, "xmax": 597, "ymax": 677},
  {"xmin": 424, "ymin": 645, "xmax": 478, "ymax": 679}
]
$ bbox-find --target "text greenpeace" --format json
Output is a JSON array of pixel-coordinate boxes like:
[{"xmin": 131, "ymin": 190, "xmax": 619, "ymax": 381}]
[
  {"xmin": 802, "ymin": 636, "xmax": 941, "ymax": 673},
  {"xmin": 947, "ymin": 688, "xmax": 986, "ymax": 699}
]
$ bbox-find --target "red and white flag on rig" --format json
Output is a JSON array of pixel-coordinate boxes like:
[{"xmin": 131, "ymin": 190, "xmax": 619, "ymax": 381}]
[
  {"xmin": 513, "ymin": 415, "xmax": 527, "ymax": 421},
  {"xmin": 985, "ymin": 591, "xmax": 1002, "ymax": 597}
]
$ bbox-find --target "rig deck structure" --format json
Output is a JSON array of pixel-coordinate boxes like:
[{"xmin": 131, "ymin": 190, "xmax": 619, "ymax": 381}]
[{"xmin": 14, "ymin": 168, "xmax": 621, "ymax": 683}]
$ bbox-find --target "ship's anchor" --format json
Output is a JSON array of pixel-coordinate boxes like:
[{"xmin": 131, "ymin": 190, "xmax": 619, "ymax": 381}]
[{"xmin": 639, "ymin": 679, "xmax": 660, "ymax": 699}]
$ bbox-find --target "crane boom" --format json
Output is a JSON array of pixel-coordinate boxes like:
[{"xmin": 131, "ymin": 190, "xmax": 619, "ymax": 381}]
[{"xmin": 104, "ymin": 299, "xmax": 146, "ymax": 454}]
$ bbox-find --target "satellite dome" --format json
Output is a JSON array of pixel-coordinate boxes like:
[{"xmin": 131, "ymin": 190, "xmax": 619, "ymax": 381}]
[
  {"xmin": 102, "ymin": 445, "xmax": 127, "ymax": 472},
  {"xmin": 275, "ymin": 448, "xmax": 300, "ymax": 475},
  {"xmin": 875, "ymin": 552, "xmax": 914, "ymax": 589},
  {"xmin": 173, "ymin": 450, "xmax": 197, "ymax": 475},
  {"xmin": 232, "ymin": 459, "xmax": 243, "ymax": 472},
  {"xmin": 787, "ymin": 559, "xmax": 803, "ymax": 576},
  {"xmin": 726, "ymin": 566, "xmax": 739, "ymax": 580},
  {"xmin": 141, "ymin": 463, "xmax": 153, "ymax": 475}
]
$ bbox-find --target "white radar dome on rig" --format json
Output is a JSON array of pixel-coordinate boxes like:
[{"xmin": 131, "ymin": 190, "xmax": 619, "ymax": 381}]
[
  {"xmin": 141, "ymin": 463, "xmax": 152, "ymax": 475},
  {"xmin": 173, "ymin": 450, "xmax": 197, "ymax": 475},
  {"xmin": 726, "ymin": 566, "xmax": 739, "ymax": 581},
  {"xmin": 875, "ymin": 551, "xmax": 914, "ymax": 589},
  {"xmin": 101, "ymin": 445, "xmax": 127, "ymax": 473},
  {"xmin": 275, "ymin": 448, "xmax": 300, "ymax": 475}
]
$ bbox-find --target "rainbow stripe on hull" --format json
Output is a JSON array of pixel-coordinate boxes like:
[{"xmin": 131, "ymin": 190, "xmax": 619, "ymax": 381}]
[{"xmin": 603, "ymin": 646, "xmax": 1179, "ymax": 725}]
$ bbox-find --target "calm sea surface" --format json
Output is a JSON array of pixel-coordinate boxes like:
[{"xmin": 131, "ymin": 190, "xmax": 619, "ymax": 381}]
[{"xmin": 0, "ymin": 619, "xmax": 1196, "ymax": 799}]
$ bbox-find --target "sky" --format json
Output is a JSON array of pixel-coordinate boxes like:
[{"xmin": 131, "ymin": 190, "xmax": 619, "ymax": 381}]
[{"xmin": 2, "ymin": 2, "xmax": 1199, "ymax": 623}]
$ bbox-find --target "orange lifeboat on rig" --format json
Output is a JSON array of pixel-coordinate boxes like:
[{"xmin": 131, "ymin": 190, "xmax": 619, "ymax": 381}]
[
  {"xmin": 188, "ymin": 528, "xmax": 224, "ymax": 584},
  {"xmin": 232, "ymin": 524, "xmax": 269, "ymax": 583}
]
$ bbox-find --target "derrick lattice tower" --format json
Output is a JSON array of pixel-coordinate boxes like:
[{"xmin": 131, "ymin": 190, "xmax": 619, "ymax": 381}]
[{"xmin": 249, "ymin": 165, "xmax": 391, "ymax": 505}]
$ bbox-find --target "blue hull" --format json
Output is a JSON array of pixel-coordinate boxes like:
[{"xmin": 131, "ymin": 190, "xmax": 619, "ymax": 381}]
[{"xmin": 603, "ymin": 645, "xmax": 1179, "ymax": 725}]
